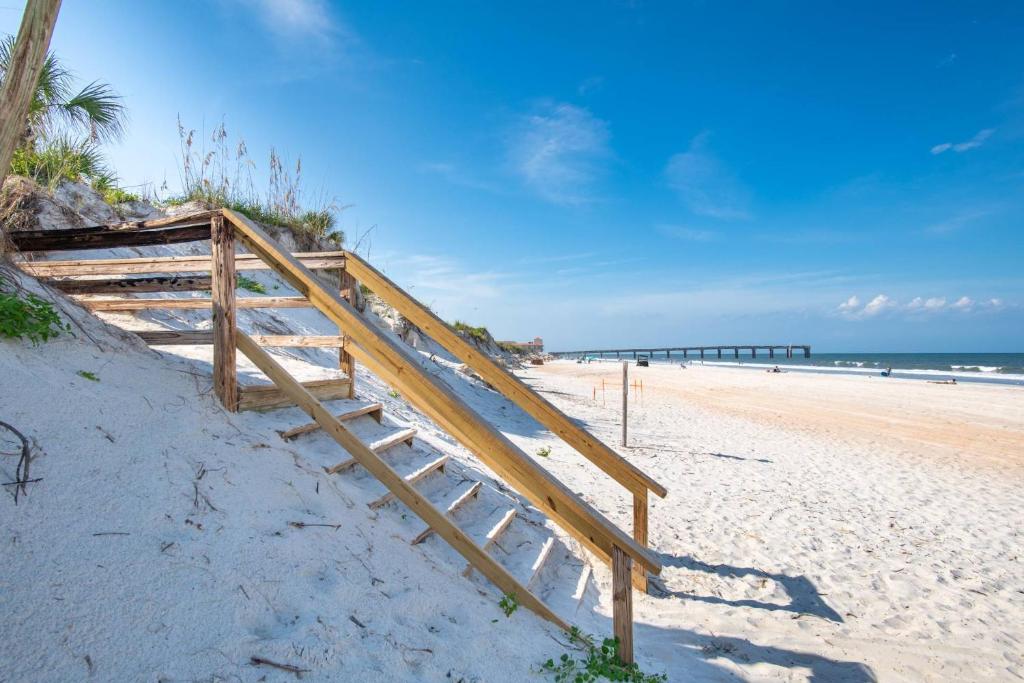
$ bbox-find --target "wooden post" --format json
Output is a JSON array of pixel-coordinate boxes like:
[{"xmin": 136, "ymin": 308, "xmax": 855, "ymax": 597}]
[
  {"xmin": 0, "ymin": 0, "xmax": 62, "ymax": 187},
  {"xmin": 210, "ymin": 214, "xmax": 238, "ymax": 411},
  {"xmin": 632, "ymin": 489, "xmax": 648, "ymax": 592},
  {"xmin": 612, "ymin": 544, "xmax": 634, "ymax": 665},
  {"xmin": 339, "ymin": 268, "xmax": 357, "ymax": 398},
  {"xmin": 621, "ymin": 361, "xmax": 628, "ymax": 447}
]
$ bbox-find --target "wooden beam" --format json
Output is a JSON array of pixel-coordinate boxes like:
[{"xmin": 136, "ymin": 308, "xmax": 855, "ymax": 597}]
[
  {"xmin": 0, "ymin": 0, "xmax": 62, "ymax": 187},
  {"xmin": 342, "ymin": 251, "xmax": 667, "ymax": 500},
  {"xmin": 44, "ymin": 275, "xmax": 213, "ymax": 294},
  {"xmin": 632, "ymin": 490, "xmax": 648, "ymax": 592},
  {"xmin": 222, "ymin": 209, "xmax": 661, "ymax": 576},
  {"xmin": 77, "ymin": 296, "xmax": 311, "ymax": 311},
  {"xmin": 339, "ymin": 268, "xmax": 357, "ymax": 398},
  {"xmin": 279, "ymin": 402, "xmax": 383, "ymax": 440},
  {"xmin": 9, "ymin": 223, "xmax": 211, "ymax": 252},
  {"xmin": 612, "ymin": 545, "xmax": 634, "ymax": 665},
  {"xmin": 211, "ymin": 215, "xmax": 237, "ymax": 412},
  {"xmin": 15, "ymin": 251, "xmax": 346, "ymax": 276},
  {"xmin": 238, "ymin": 378, "xmax": 351, "ymax": 411},
  {"xmin": 135, "ymin": 331, "xmax": 345, "ymax": 348},
  {"xmin": 234, "ymin": 331, "xmax": 570, "ymax": 630}
]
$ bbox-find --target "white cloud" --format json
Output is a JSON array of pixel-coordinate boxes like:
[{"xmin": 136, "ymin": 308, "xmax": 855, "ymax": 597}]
[
  {"xmin": 951, "ymin": 296, "xmax": 974, "ymax": 310},
  {"xmin": 931, "ymin": 128, "xmax": 995, "ymax": 155},
  {"xmin": 862, "ymin": 294, "xmax": 896, "ymax": 317},
  {"xmin": 657, "ymin": 224, "xmax": 717, "ymax": 242},
  {"xmin": 247, "ymin": 0, "xmax": 336, "ymax": 41},
  {"xmin": 838, "ymin": 295, "xmax": 861, "ymax": 312},
  {"xmin": 508, "ymin": 102, "xmax": 611, "ymax": 205},
  {"xmin": 665, "ymin": 132, "xmax": 751, "ymax": 219},
  {"xmin": 836, "ymin": 293, "xmax": 1010, "ymax": 319},
  {"xmin": 924, "ymin": 208, "xmax": 994, "ymax": 235}
]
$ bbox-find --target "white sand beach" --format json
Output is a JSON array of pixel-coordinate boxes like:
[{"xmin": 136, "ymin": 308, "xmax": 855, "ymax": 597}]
[{"xmin": 507, "ymin": 360, "xmax": 1024, "ymax": 681}]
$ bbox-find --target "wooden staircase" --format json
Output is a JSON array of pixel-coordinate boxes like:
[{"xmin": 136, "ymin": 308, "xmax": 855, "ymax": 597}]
[{"xmin": 9, "ymin": 208, "xmax": 669, "ymax": 664}]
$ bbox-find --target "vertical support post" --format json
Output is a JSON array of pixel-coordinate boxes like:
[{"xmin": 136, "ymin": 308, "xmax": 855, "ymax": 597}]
[
  {"xmin": 769, "ymin": 347, "xmax": 775, "ymax": 359},
  {"xmin": 700, "ymin": 348, "xmax": 705, "ymax": 359},
  {"xmin": 612, "ymin": 545, "xmax": 634, "ymax": 665},
  {"xmin": 339, "ymin": 268, "xmax": 357, "ymax": 398},
  {"xmin": 717, "ymin": 348, "xmax": 722, "ymax": 359},
  {"xmin": 621, "ymin": 361, "xmax": 628, "ymax": 447},
  {"xmin": 211, "ymin": 214, "xmax": 238, "ymax": 412},
  {"xmin": 632, "ymin": 489, "xmax": 648, "ymax": 592}
]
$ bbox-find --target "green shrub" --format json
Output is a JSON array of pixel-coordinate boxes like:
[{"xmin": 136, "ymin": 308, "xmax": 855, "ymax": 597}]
[
  {"xmin": 452, "ymin": 320, "xmax": 489, "ymax": 343},
  {"xmin": 0, "ymin": 278, "xmax": 69, "ymax": 344},
  {"xmin": 9, "ymin": 137, "xmax": 114, "ymax": 190},
  {"xmin": 76, "ymin": 370, "xmax": 99, "ymax": 382},
  {"xmin": 542, "ymin": 628, "xmax": 667, "ymax": 683},
  {"xmin": 101, "ymin": 185, "xmax": 140, "ymax": 205},
  {"xmin": 236, "ymin": 275, "xmax": 266, "ymax": 294},
  {"xmin": 498, "ymin": 341, "xmax": 528, "ymax": 355},
  {"xmin": 536, "ymin": 446, "xmax": 551, "ymax": 458}
]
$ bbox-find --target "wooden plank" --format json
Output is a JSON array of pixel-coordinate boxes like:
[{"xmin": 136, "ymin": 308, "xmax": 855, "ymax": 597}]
[
  {"xmin": 463, "ymin": 507, "xmax": 517, "ymax": 578},
  {"xmin": 210, "ymin": 215, "xmax": 238, "ymax": 412},
  {"xmin": 342, "ymin": 251, "xmax": 667, "ymax": 500},
  {"xmin": 224, "ymin": 209, "xmax": 662, "ymax": 576},
  {"xmin": 339, "ymin": 268, "xmax": 357, "ymax": 399},
  {"xmin": 327, "ymin": 427, "xmax": 416, "ymax": 474},
  {"xmin": 135, "ymin": 331, "xmax": 345, "ymax": 348},
  {"xmin": 10, "ymin": 223, "xmax": 211, "ymax": 251},
  {"xmin": 526, "ymin": 537, "xmax": 556, "ymax": 587},
  {"xmin": 45, "ymin": 275, "xmax": 213, "ymax": 294},
  {"xmin": 410, "ymin": 481, "xmax": 482, "ymax": 545},
  {"xmin": 15, "ymin": 252, "xmax": 346, "ymax": 276},
  {"xmin": 279, "ymin": 402, "xmax": 383, "ymax": 440},
  {"xmin": 612, "ymin": 545, "xmax": 634, "ymax": 665},
  {"xmin": 234, "ymin": 331, "xmax": 569, "ymax": 630},
  {"xmin": 238, "ymin": 378, "xmax": 351, "ymax": 411},
  {"xmin": 77, "ymin": 296, "xmax": 311, "ymax": 311},
  {"xmin": 632, "ymin": 490, "xmax": 649, "ymax": 592},
  {"xmin": 368, "ymin": 454, "xmax": 449, "ymax": 509}
]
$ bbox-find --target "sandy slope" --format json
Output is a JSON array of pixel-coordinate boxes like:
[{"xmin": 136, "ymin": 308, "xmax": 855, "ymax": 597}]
[{"xmin": 512, "ymin": 360, "xmax": 1024, "ymax": 681}]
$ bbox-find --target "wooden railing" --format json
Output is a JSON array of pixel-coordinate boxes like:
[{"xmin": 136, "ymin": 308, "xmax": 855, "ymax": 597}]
[{"xmin": 11, "ymin": 207, "xmax": 667, "ymax": 663}]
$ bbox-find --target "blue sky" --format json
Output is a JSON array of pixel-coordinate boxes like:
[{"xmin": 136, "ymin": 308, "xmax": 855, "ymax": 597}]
[{"xmin": 4, "ymin": 1, "xmax": 1023, "ymax": 351}]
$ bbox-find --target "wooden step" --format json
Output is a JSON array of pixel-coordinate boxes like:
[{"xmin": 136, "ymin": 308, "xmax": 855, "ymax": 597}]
[
  {"xmin": 325, "ymin": 427, "xmax": 416, "ymax": 474},
  {"xmin": 280, "ymin": 402, "xmax": 383, "ymax": 440},
  {"xmin": 522, "ymin": 536, "xmax": 556, "ymax": 588},
  {"xmin": 572, "ymin": 563, "xmax": 593, "ymax": 612},
  {"xmin": 368, "ymin": 454, "xmax": 449, "ymax": 509},
  {"xmin": 411, "ymin": 481, "xmax": 483, "ymax": 545},
  {"xmin": 238, "ymin": 378, "xmax": 351, "ymax": 411},
  {"xmin": 463, "ymin": 507, "xmax": 518, "ymax": 578}
]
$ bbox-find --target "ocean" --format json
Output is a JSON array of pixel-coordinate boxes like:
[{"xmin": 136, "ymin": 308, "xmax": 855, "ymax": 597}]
[{"xmin": 591, "ymin": 352, "xmax": 1024, "ymax": 386}]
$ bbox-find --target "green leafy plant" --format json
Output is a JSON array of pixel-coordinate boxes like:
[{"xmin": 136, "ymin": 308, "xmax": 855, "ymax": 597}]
[
  {"xmin": 76, "ymin": 370, "xmax": 99, "ymax": 382},
  {"xmin": 498, "ymin": 341, "xmax": 528, "ymax": 355},
  {"xmin": 0, "ymin": 278, "xmax": 69, "ymax": 344},
  {"xmin": 9, "ymin": 136, "xmax": 115, "ymax": 189},
  {"xmin": 499, "ymin": 592, "xmax": 519, "ymax": 617},
  {"xmin": 236, "ymin": 275, "xmax": 266, "ymax": 294},
  {"xmin": 536, "ymin": 446, "xmax": 552, "ymax": 458},
  {"xmin": 101, "ymin": 185, "xmax": 140, "ymax": 205},
  {"xmin": 388, "ymin": 389, "xmax": 401, "ymax": 399},
  {"xmin": 542, "ymin": 629, "xmax": 667, "ymax": 683}
]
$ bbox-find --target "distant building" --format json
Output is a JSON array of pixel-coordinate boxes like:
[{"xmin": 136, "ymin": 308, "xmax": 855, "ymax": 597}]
[{"xmin": 499, "ymin": 336, "xmax": 544, "ymax": 352}]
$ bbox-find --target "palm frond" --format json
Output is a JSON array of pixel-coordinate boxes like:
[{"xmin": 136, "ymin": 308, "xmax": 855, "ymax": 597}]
[{"xmin": 59, "ymin": 81, "xmax": 126, "ymax": 142}]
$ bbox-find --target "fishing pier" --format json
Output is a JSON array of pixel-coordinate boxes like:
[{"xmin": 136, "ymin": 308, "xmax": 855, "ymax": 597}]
[{"xmin": 552, "ymin": 344, "xmax": 812, "ymax": 360}]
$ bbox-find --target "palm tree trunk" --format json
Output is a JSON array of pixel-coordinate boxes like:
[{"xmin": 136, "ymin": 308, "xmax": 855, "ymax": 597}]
[{"xmin": 0, "ymin": 0, "xmax": 62, "ymax": 184}]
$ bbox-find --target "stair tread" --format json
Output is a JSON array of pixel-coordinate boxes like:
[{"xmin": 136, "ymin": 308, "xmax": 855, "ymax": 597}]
[
  {"xmin": 280, "ymin": 402, "xmax": 383, "ymax": 439},
  {"xmin": 368, "ymin": 454, "xmax": 449, "ymax": 509},
  {"xmin": 326, "ymin": 427, "xmax": 416, "ymax": 474},
  {"xmin": 410, "ymin": 480, "xmax": 483, "ymax": 545}
]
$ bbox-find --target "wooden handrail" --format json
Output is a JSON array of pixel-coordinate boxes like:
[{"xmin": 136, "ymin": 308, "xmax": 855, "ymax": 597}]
[
  {"xmin": 342, "ymin": 251, "xmax": 668, "ymax": 500},
  {"xmin": 222, "ymin": 208, "xmax": 661, "ymax": 576}
]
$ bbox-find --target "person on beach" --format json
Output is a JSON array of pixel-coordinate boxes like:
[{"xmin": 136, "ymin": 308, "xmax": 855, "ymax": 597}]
[{"xmin": 881, "ymin": 366, "xmax": 893, "ymax": 377}]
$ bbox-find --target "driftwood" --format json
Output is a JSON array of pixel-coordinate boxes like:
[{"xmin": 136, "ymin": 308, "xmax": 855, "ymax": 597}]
[
  {"xmin": 249, "ymin": 656, "xmax": 310, "ymax": 677},
  {"xmin": 0, "ymin": 420, "xmax": 33, "ymax": 503}
]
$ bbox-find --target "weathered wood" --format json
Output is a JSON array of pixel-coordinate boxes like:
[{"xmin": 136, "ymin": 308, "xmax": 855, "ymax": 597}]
[
  {"xmin": 410, "ymin": 480, "xmax": 482, "ymax": 545},
  {"xmin": 210, "ymin": 215, "xmax": 237, "ymax": 412},
  {"xmin": 632, "ymin": 490, "xmax": 648, "ymax": 592},
  {"xmin": 234, "ymin": 331, "xmax": 570, "ymax": 629},
  {"xmin": 9, "ymin": 223, "xmax": 212, "ymax": 251},
  {"xmin": 621, "ymin": 361, "xmax": 628, "ymax": 447},
  {"xmin": 612, "ymin": 545, "xmax": 634, "ymax": 665},
  {"xmin": 327, "ymin": 427, "xmax": 416, "ymax": 474},
  {"xmin": 339, "ymin": 268, "xmax": 357, "ymax": 398},
  {"xmin": 368, "ymin": 454, "xmax": 448, "ymax": 509},
  {"xmin": 15, "ymin": 251, "xmax": 346, "ymax": 276},
  {"xmin": 224, "ymin": 209, "xmax": 661, "ymax": 576},
  {"xmin": 135, "ymin": 331, "xmax": 344, "ymax": 348},
  {"xmin": 342, "ymin": 251, "xmax": 667, "ymax": 500},
  {"xmin": 223, "ymin": 212, "xmax": 660, "ymax": 575},
  {"xmin": 238, "ymin": 378, "xmax": 351, "ymax": 412},
  {"xmin": 77, "ymin": 296, "xmax": 311, "ymax": 311},
  {"xmin": 45, "ymin": 275, "xmax": 213, "ymax": 294},
  {"xmin": 279, "ymin": 402, "xmax": 383, "ymax": 440},
  {"xmin": 0, "ymin": 0, "xmax": 62, "ymax": 187}
]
